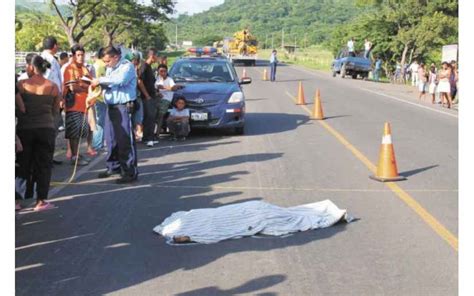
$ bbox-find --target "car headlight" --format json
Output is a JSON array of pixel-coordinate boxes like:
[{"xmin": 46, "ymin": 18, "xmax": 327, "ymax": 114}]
[{"xmin": 228, "ymin": 91, "xmax": 244, "ymax": 103}]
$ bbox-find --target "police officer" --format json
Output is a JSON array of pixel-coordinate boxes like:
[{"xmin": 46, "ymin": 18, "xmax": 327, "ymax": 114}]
[{"xmin": 91, "ymin": 46, "xmax": 138, "ymax": 183}]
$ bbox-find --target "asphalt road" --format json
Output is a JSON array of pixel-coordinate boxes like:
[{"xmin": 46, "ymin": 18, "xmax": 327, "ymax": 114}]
[{"xmin": 15, "ymin": 61, "xmax": 458, "ymax": 296}]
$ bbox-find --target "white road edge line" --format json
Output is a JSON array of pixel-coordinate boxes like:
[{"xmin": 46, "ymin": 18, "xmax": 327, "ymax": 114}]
[
  {"xmin": 288, "ymin": 65, "xmax": 458, "ymax": 119},
  {"xmin": 356, "ymin": 86, "xmax": 458, "ymax": 119}
]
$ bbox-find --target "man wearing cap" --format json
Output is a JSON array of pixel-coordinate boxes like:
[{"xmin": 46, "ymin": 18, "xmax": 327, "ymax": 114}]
[{"xmin": 91, "ymin": 46, "xmax": 138, "ymax": 183}]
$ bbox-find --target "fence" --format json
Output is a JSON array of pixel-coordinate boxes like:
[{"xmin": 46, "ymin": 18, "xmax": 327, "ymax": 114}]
[{"xmin": 15, "ymin": 51, "xmax": 38, "ymax": 72}]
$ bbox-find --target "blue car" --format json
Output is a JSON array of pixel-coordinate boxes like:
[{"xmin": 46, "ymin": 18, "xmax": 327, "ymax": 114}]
[
  {"xmin": 331, "ymin": 49, "xmax": 372, "ymax": 79},
  {"xmin": 168, "ymin": 57, "xmax": 251, "ymax": 135}
]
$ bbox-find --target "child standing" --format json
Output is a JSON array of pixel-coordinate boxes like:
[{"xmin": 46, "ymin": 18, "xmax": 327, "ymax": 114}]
[
  {"xmin": 417, "ymin": 63, "xmax": 427, "ymax": 101},
  {"xmin": 166, "ymin": 96, "xmax": 190, "ymax": 141},
  {"xmin": 428, "ymin": 65, "xmax": 438, "ymax": 104}
]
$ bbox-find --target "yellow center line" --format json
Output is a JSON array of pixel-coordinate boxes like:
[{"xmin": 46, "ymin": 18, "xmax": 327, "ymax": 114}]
[{"xmin": 285, "ymin": 91, "xmax": 458, "ymax": 251}]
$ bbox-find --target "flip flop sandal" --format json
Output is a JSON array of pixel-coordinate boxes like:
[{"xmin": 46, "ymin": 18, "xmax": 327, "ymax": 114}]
[
  {"xmin": 34, "ymin": 202, "xmax": 57, "ymax": 212},
  {"xmin": 87, "ymin": 150, "xmax": 98, "ymax": 156}
]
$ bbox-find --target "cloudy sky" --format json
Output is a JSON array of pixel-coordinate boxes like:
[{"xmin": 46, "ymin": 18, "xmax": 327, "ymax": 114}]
[{"xmin": 173, "ymin": 0, "xmax": 224, "ymax": 16}]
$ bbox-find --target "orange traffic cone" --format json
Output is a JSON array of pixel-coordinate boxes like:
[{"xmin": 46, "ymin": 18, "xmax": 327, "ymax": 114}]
[
  {"xmin": 369, "ymin": 122, "xmax": 406, "ymax": 182},
  {"xmin": 263, "ymin": 69, "xmax": 268, "ymax": 81},
  {"xmin": 242, "ymin": 68, "xmax": 247, "ymax": 78},
  {"xmin": 296, "ymin": 82, "xmax": 305, "ymax": 105},
  {"xmin": 311, "ymin": 89, "xmax": 324, "ymax": 120}
]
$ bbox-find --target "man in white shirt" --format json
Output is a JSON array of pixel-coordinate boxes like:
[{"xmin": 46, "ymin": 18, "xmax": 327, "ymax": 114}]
[
  {"xmin": 347, "ymin": 38, "xmax": 355, "ymax": 57},
  {"xmin": 40, "ymin": 36, "xmax": 64, "ymax": 164},
  {"xmin": 269, "ymin": 49, "xmax": 278, "ymax": 81},
  {"xmin": 41, "ymin": 36, "xmax": 63, "ymax": 95},
  {"xmin": 409, "ymin": 60, "xmax": 419, "ymax": 86},
  {"xmin": 364, "ymin": 39, "xmax": 372, "ymax": 58},
  {"xmin": 61, "ymin": 57, "xmax": 71, "ymax": 79},
  {"xmin": 154, "ymin": 64, "xmax": 182, "ymax": 139}
]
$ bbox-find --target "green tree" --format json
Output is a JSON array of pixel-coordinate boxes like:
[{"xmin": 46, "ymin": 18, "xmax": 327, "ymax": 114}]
[
  {"xmin": 94, "ymin": 0, "xmax": 172, "ymax": 46},
  {"xmin": 330, "ymin": 0, "xmax": 457, "ymax": 71},
  {"xmin": 116, "ymin": 22, "xmax": 169, "ymax": 50},
  {"xmin": 50, "ymin": 0, "xmax": 174, "ymax": 47},
  {"xmin": 165, "ymin": 0, "xmax": 365, "ymax": 47},
  {"xmin": 15, "ymin": 11, "xmax": 68, "ymax": 51},
  {"xmin": 50, "ymin": 0, "xmax": 101, "ymax": 46},
  {"xmin": 194, "ymin": 35, "xmax": 223, "ymax": 46}
]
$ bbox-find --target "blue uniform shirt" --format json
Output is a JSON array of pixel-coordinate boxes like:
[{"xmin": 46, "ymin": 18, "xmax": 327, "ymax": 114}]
[
  {"xmin": 270, "ymin": 52, "xmax": 278, "ymax": 64},
  {"xmin": 99, "ymin": 58, "xmax": 137, "ymax": 105}
]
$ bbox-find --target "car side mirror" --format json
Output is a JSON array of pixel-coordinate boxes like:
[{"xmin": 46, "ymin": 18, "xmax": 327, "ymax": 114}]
[{"xmin": 239, "ymin": 77, "xmax": 252, "ymax": 85}]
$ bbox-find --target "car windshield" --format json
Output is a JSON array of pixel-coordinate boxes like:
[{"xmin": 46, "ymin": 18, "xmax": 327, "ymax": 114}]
[{"xmin": 170, "ymin": 60, "xmax": 235, "ymax": 83}]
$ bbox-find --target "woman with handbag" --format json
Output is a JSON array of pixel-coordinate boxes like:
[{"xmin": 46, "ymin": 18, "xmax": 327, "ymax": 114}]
[{"xmin": 62, "ymin": 44, "xmax": 93, "ymax": 166}]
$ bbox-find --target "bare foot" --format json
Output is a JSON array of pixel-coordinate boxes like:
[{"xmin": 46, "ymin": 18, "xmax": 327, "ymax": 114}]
[
  {"xmin": 34, "ymin": 200, "xmax": 56, "ymax": 212},
  {"xmin": 173, "ymin": 236, "xmax": 191, "ymax": 243}
]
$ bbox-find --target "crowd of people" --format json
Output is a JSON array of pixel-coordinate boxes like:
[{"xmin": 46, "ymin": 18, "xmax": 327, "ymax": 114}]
[
  {"xmin": 347, "ymin": 38, "xmax": 460, "ymax": 108},
  {"xmin": 411, "ymin": 60, "xmax": 459, "ymax": 108},
  {"xmin": 15, "ymin": 36, "xmax": 190, "ymax": 212},
  {"xmin": 345, "ymin": 37, "xmax": 373, "ymax": 58},
  {"xmin": 345, "ymin": 38, "xmax": 459, "ymax": 108}
]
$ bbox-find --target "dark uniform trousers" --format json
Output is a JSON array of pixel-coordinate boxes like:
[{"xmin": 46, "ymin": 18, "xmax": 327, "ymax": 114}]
[{"xmin": 104, "ymin": 103, "xmax": 138, "ymax": 178}]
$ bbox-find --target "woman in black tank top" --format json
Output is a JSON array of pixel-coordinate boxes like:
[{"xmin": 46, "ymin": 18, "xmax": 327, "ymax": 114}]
[{"xmin": 16, "ymin": 54, "xmax": 60, "ymax": 212}]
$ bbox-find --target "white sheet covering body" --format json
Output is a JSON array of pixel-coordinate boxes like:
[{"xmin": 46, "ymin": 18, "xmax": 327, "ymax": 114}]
[{"xmin": 154, "ymin": 200, "xmax": 349, "ymax": 244}]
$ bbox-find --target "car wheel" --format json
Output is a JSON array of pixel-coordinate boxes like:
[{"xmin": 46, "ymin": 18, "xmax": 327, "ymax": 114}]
[
  {"xmin": 340, "ymin": 64, "xmax": 346, "ymax": 78},
  {"xmin": 332, "ymin": 70, "xmax": 337, "ymax": 77},
  {"xmin": 352, "ymin": 73, "xmax": 358, "ymax": 79}
]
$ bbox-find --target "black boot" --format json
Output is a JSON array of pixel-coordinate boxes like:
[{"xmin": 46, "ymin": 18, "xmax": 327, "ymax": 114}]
[
  {"xmin": 116, "ymin": 174, "xmax": 138, "ymax": 184},
  {"xmin": 98, "ymin": 168, "xmax": 122, "ymax": 179}
]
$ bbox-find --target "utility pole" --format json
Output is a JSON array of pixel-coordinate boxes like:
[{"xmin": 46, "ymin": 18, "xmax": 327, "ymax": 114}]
[
  {"xmin": 281, "ymin": 29, "xmax": 285, "ymax": 49},
  {"xmin": 294, "ymin": 35, "xmax": 297, "ymax": 53}
]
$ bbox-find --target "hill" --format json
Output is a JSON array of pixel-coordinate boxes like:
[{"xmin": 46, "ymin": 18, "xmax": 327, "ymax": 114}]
[
  {"xmin": 15, "ymin": 0, "xmax": 70, "ymax": 16},
  {"xmin": 166, "ymin": 0, "xmax": 370, "ymax": 47}
]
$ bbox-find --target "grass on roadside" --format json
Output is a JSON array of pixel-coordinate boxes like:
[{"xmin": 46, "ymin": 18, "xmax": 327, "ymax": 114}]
[
  {"xmin": 158, "ymin": 50, "xmax": 185, "ymax": 67},
  {"xmin": 259, "ymin": 45, "xmax": 334, "ymax": 72}
]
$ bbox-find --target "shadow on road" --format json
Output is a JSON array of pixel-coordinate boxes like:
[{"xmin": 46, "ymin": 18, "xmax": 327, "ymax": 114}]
[
  {"xmin": 323, "ymin": 115, "xmax": 351, "ymax": 120},
  {"xmin": 14, "ymin": 114, "xmax": 351, "ymax": 295},
  {"xmin": 244, "ymin": 112, "xmax": 310, "ymax": 136},
  {"xmin": 271, "ymin": 78, "xmax": 311, "ymax": 83},
  {"xmin": 176, "ymin": 274, "xmax": 286, "ymax": 296},
  {"xmin": 245, "ymin": 97, "xmax": 269, "ymax": 102},
  {"xmin": 399, "ymin": 164, "xmax": 439, "ymax": 178},
  {"xmin": 16, "ymin": 186, "xmax": 347, "ymax": 296},
  {"xmin": 15, "ymin": 140, "xmax": 348, "ymax": 295},
  {"xmin": 233, "ymin": 60, "xmax": 289, "ymax": 68}
]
